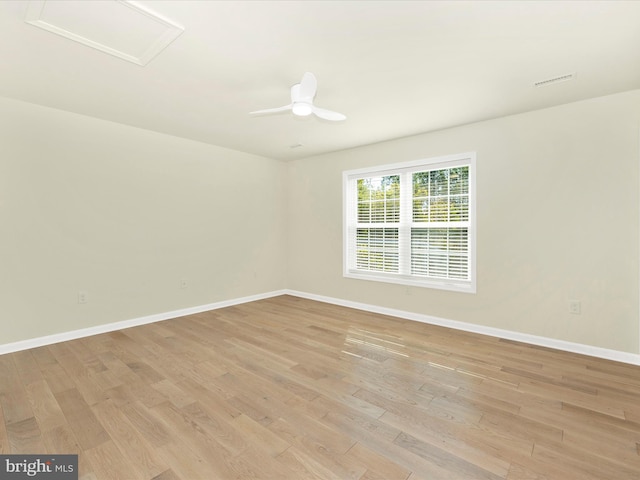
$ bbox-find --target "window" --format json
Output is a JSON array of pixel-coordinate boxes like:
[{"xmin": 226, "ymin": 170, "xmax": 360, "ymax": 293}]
[{"xmin": 343, "ymin": 152, "xmax": 476, "ymax": 293}]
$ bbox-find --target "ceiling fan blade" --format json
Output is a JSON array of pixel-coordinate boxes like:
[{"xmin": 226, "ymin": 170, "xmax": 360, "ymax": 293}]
[
  {"xmin": 251, "ymin": 72, "xmax": 344, "ymax": 121},
  {"xmin": 290, "ymin": 84, "xmax": 301, "ymax": 103},
  {"xmin": 312, "ymin": 106, "xmax": 346, "ymax": 121},
  {"xmin": 298, "ymin": 72, "xmax": 317, "ymax": 101},
  {"xmin": 249, "ymin": 104, "xmax": 292, "ymax": 115}
]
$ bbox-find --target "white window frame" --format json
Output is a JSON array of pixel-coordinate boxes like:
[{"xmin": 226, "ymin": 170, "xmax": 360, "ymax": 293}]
[{"xmin": 343, "ymin": 152, "xmax": 476, "ymax": 293}]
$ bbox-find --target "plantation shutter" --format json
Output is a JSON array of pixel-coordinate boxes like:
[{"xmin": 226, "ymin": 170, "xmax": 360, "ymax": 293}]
[
  {"xmin": 410, "ymin": 166, "xmax": 470, "ymax": 280},
  {"xmin": 344, "ymin": 153, "xmax": 474, "ymax": 292}
]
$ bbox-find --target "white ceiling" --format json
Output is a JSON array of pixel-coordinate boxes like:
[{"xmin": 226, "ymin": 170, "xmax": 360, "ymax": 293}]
[{"xmin": 1, "ymin": 0, "xmax": 639, "ymax": 161}]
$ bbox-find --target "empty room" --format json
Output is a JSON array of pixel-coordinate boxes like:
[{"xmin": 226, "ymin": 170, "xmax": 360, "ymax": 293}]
[{"xmin": 1, "ymin": 1, "xmax": 639, "ymax": 479}]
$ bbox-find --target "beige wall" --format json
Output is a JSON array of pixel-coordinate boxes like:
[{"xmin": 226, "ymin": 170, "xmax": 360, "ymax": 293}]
[
  {"xmin": 0, "ymin": 97, "xmax": 287, "ymax": 344},
  {"xmin": 287, "ymin": 90, "xmax": 640, "ymax": 354},
  {"xmin": 2, "ymin": 90, "xmax": 639, "ymax": 355}
]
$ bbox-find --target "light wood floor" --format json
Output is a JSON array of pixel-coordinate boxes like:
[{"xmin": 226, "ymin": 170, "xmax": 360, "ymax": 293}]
[{"xmin": 1, "ymin": 295, "xmax": 639, "ymax": 479}]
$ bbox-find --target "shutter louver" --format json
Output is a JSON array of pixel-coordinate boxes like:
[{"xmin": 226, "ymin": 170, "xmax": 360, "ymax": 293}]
[
  {"xmin": 355, "ymin": 175, "xmax": 400, "ymax": 273},
  {"xmin": 345, "ymin": 154, "xmax": 474, "ymax": 292}
]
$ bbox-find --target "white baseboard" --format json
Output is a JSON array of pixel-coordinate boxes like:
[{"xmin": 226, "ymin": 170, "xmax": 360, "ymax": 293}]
[
  {"xmin": 3, "ymin": 288, "xmax": 639, "ymax": 366},
  {"xmin": 0, "ymin": 290, "xmax": 287, "ymax": 356},
  {"xmin": 285, "ymin": 289, "xmax": 640, "ymax": 366}
]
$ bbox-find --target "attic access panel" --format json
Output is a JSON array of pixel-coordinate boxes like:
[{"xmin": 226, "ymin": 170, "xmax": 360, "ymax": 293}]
[{"xmin": 24, "ymin": 0, "xmax": 184, "ymax": 66}]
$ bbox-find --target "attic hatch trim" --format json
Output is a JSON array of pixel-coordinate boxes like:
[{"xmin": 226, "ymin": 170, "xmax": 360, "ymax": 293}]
[{"xmin": 24, "ymin": 0, "xmax": 184, "ymax": 66}]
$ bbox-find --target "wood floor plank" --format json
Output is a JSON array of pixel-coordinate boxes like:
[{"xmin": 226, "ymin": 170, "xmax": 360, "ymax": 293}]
[
  {"xmin": 84, "ymin": 440, "xmax": 136, "ymax": 480},
  {"xmin": 5, "ymin": 416, "xmax": 46, "ymax": 453},
  {"xmin": 179, "ymin": 401, "xmax": 248, "ymax": 456},
  {"xmin": 155, "ymin": 441, "xmax": 213, "ymax": 480},
  {"xmin": 29, "ymin": 346, "xmax": 59, "ymax": 370},
  {"xmin": 150, "ymin": 469, "xmax": 180, "ymax": 480},
  {"xmin": 119, "ymin": 401, "xmax": 173, "ymax": 449},
  {"xmin": 40, "ymin": 424, "xmax": 95, "ymax": 479},
  {"xmin": 478, "ymin": 408, "xmax": 564, "ymax": 446},
  {"xmin": 0, "ymin": 406, "xmax": 10, "ymax": 454},
  {"xmin": 231, "ymin": 413, "xmax": 290, "ymax": 457},
  {"xmin": 381, "ymin": 409, "xmax": 516, "ymax": 477},
  {"xmin": 41, "ymin": 363, "xmax": 78, "ymax": 394},
  {"xmin": 345, "ymin": 441, "xmax": 411, "ymax": 480},
  {"xmin": 0, "ymin": 295, "xmax": 639, "ymax": 479},
  {"xmin": 0, "ymin": 387, "xmax": 34, "ymax": 428},
  {"xmin": 505, "ymin": 462, "xmax": 550, "ymax": 480},
  {"xmin": 0, "ymin": 355, "xmax": 35, "ymax": 426},
  {"xmin": 91, "ymin": 399, "xmax": 168, "ymax": 478},
  {"xmin": 275, "ymin": 446, "xmax": 342, "ymax": 480},
  {"xmin": 532, "ymin": 442, "xmax": 639, "ymax": 480},
  {"xmin": 267, "ymin": 417, "xmax": 361, "ymax": 480},
  {"xmin": 65, "ymin": 340, "xmax": 108, "ymax": 375},
  {"xmin": 150, "ymin": 379, "xmax": 195, "ymax": 408},
  {"xmin": 150, "ymin": 402, "xmax": 237, "ymax": 479},
  {"xmin": 393, "ymin": 430, "xmax": 505, "ymax": 480},
  {"xmin": 12, "ymin": 350, "xmax": 44, "ymax": 386},
  {"xmin": 25, "ymin": 379, "xmax": 67, "ymax": 433},
  {"xmin": 54, "ymin": 388, "xmax": 110, "ymax": 451}
]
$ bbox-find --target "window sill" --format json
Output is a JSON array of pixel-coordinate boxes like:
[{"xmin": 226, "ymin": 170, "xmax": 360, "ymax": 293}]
[{"xmin": 344, "ymin": 270, "xmax": 476, "ymax": 294}]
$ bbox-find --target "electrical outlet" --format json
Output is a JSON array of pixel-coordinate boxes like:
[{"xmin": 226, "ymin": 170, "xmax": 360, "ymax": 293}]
[
  {"xmin": 78, "ymin": 291, "xmax": 88, "ymax": 304},
  {"xmin": 569, "ymin": 300, "xmax": 581, "ymax": 314}
]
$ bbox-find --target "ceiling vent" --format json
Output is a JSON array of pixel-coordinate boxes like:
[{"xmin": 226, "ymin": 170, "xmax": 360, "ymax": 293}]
[
  {"xmin": 534, "ymin": 73, "xmax": 576, "ymax": 88},
  {"xmin": 24, "ymin": 0, "xmax": 184, "ymax": 66}
]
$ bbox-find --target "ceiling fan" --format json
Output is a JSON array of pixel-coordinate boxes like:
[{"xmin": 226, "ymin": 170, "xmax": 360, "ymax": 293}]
[{"xmin": 250, "ymin": 72, "xmax": 346, "ymax": 121}]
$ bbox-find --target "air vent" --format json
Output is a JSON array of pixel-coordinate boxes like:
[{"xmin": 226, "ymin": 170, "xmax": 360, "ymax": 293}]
[{"xmin": 534, "ymin": 73, "xmax": 575, "ymax": 88}]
